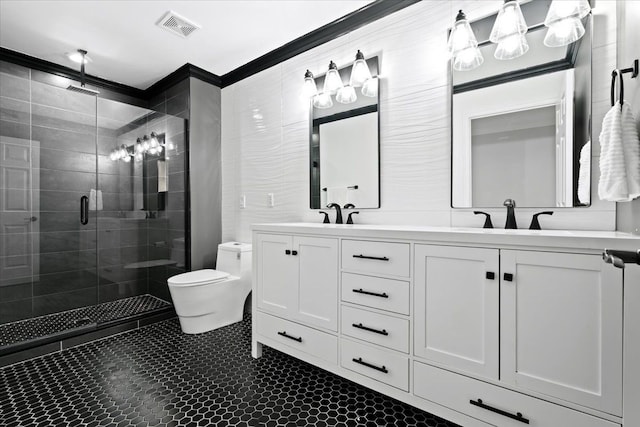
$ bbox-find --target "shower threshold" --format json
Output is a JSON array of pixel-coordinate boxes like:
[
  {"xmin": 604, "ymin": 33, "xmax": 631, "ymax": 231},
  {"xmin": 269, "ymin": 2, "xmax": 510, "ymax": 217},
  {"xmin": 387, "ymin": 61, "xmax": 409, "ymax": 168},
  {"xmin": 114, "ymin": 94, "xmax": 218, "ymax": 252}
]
[{"xmin": 0, "ymin": 294, "xmax": 172, "ymax": 357}]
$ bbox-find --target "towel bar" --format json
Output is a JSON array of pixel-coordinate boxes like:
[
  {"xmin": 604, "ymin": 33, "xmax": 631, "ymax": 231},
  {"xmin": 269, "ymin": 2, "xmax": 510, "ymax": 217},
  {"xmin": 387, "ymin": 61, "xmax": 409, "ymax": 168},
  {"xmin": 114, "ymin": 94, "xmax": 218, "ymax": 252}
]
[{"xmin": 611, "ymin": 59, "xmax": 639, "ymax": 107}]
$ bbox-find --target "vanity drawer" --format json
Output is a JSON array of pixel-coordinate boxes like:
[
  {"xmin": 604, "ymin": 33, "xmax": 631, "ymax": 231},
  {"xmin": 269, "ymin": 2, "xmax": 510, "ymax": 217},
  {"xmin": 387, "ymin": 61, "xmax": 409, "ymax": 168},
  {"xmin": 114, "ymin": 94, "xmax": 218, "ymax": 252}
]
[
  {"xmin": 413, "ymin": 362, "xmax": 619, "ymax": 427},
  {"xmin": 341, "ymin": 338, "xmax": 409, "ymax": 391},
  {"xmin": 341, "ymin": 305, "xmax": 409, "ymax": 353},
  {"xmin": 256, "ymin": 311, "xmax": 337, "ymax": 365},
  {"xmin": 342, "ymin": 240, "xmax": 410, "ymax": 277},
  {"xmin": 341, "ymin": 272, "xmax": 409, "ymax": 315}
]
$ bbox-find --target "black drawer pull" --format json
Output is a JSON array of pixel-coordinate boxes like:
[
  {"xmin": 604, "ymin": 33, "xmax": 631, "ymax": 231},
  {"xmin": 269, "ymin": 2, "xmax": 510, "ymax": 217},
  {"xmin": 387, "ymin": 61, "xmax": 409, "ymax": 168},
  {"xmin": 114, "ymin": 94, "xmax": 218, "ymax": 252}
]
[
  {"xmin": 504, "ymin": 273, "xmax": 514, "ymax": 282},
  {"xmin": 352, "ymin": 323, "xmax": 388, "ymax": 336},
  {"xmin": 469, "ymin": 399, "xmax": 529, "ymax": 424},
  {"xmin": 277, "ymin": 331, "xmax": 302, "ymax": 342},
  {"xmin": 486, "ymin": 272, "xmax": 495, "ymax": 280},
  {"xmin": 291, "ymin": 250, "xmax": 298, "ymax": 256},
  {"xmin": 352, "ymin": 357, "xmax": 388, "ymax": 373},
  {"xmin": 285, "ymin": 249, "xmax": 291, "ymax": 255},
  {"xmin": 352, "ymin": 288, "xmax": 389, "ymax": 298},
  {"xmin": 353, "ymin": 254, "xmax": 389, "ymax": 261}
]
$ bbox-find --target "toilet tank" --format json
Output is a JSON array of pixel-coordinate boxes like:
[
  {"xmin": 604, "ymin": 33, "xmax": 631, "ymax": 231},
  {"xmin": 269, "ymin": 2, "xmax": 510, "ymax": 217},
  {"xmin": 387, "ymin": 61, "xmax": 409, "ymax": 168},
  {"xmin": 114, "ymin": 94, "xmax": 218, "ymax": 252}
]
[{"xmin": 216, "ymin": 242, "xmax": 252, "ymax": 281}]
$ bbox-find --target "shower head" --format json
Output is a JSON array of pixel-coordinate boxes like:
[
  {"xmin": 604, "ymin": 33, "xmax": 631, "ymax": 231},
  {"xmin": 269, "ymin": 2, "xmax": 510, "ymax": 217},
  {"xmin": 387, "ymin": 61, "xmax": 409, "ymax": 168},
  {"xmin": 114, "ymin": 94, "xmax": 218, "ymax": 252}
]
[
  {"xmin": 67, "ymin": 84, "xmax": 100, "ymax": 95},
  {"xmin": 66, "ymin": 49, "xmax": 99, "ymax": 96}
]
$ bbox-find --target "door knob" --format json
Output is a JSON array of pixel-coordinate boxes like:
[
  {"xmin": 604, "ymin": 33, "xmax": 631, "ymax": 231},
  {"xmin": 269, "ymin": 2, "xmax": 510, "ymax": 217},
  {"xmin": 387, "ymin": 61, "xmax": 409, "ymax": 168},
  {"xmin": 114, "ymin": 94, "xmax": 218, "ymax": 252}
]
[{"xmin": 24, "ymin": 216, "xmax": 38, "ymax": 222}]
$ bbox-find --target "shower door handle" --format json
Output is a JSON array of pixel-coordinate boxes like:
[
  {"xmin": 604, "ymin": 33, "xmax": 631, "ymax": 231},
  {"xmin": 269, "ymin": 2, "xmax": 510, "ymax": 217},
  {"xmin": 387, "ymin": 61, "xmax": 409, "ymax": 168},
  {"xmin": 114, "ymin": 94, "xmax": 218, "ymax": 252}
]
[{"xmin": 80, "ymin": 195, "xmax": 89, "ymax": 225}]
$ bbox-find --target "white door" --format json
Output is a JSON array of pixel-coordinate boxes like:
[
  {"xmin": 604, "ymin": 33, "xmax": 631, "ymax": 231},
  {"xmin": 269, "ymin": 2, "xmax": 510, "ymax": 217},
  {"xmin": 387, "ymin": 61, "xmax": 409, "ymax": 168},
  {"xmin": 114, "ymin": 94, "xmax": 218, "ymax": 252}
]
[
  {"xmin": 414, "ymin": 245, "xmax": 499, "ymax": 380},
  {"xmin": 501, "ymin": 250, "xmax": 623, "ymax": 415},
  {"xmin": 255, "ymin": 233, "xmax": 296, "ymax": 318},
  {"xmin": 0, "ymin": 136, "xmax": 38, "ymax": 280},
  {"xmin": 293, "ymin": 236, "xmax": 338, "ymax": 331}
]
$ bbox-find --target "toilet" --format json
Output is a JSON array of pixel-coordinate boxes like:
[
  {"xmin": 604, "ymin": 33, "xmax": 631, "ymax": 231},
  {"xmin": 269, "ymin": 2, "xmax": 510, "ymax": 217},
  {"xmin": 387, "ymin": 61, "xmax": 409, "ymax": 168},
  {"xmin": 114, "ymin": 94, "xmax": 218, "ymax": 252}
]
[{"xmin": 167, "ymin": 242, "xmax": 252, "ymax": 334}]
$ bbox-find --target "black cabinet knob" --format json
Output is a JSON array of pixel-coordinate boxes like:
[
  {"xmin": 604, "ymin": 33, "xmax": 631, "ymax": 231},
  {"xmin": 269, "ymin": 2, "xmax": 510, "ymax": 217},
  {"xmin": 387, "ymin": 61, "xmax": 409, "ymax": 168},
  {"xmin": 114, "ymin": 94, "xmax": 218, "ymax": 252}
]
[
  {"xmin": 504, "ymin": 273, "xmax": 514, "ymax": 282},
  {"xmin": 486, "ymin": 272, "xmax": 495, "ymax": 280},
  {"xmin": 285, "ymin": 249, "xmax": 291, "ymax": 255},
  {"xmin": 291, "ymin": 250, "xmax": 298, "ymax": 256}
]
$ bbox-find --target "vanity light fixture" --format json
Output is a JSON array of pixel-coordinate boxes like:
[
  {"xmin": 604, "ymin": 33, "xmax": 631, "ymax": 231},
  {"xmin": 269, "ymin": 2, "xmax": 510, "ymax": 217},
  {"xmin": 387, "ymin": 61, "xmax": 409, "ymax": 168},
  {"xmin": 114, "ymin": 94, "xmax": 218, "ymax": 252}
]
[
  {"xmin": 543, "ymin": 0, "xmax": 591, "ymax": 47},
  {"xmin": 490, "ymin": 0, "xmax": 529, "ymax": 60},
  {"xmin": 110, "ymin": 132, "xmax": 166, "ymax": 162},
  {"xmin": 336, "ymin": 86, "xmax": 357, "ymax": 104},
  {"xmin": 323, "ymin": 61, "xmax": 344, "ymax": 94},
  {"xmin": 349, "ymin": 50, "xmax": 372, "ymax": 87},
  {"xmin": 302, "ymin": 70, "xmax": 318, "ymax": 98},
  {"xmin": 361, "ymin": 77, "xmax": 379, "ymax": 98},
  {"xmin": 448, "ymin": 10, "xmax": 484, "ymax": 71},
  {"xmin": 312, "ymin": 92, "xmax": 334, "ymax": 109}
]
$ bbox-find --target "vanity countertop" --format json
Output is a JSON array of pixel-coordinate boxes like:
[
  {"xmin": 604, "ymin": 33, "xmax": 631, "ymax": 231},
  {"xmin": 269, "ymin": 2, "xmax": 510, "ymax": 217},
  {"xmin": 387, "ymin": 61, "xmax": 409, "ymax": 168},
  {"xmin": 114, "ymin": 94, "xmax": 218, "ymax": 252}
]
[{"xmin": 252, "ymin": 223, "xmax": 640, "ymax": 252}]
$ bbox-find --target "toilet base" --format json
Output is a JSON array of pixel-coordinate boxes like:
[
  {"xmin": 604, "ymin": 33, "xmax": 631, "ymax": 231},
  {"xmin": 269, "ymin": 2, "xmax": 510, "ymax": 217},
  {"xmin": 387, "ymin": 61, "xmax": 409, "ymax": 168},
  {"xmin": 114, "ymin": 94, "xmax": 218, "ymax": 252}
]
[{"xmin": 176, "ymin": 310, "xmax": 244, "ymax": 334}]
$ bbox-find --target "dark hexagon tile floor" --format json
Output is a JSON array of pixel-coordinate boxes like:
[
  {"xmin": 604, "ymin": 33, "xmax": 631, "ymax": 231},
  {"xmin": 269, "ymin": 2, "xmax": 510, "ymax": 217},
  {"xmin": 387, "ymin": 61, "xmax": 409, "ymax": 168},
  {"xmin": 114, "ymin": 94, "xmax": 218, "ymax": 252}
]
[{"xmin": 0, "ymin": 315, "xmax": 461, "ymax": 427}]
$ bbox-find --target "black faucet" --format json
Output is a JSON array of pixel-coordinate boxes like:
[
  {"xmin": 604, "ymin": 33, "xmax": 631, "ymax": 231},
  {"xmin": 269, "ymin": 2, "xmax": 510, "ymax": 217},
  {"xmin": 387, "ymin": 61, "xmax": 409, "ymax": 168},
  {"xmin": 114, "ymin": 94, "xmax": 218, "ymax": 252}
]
[
  {"xmin": 473, "ymin": 211, "xmax": 494, "ymax": 229},
  {"xmin": 326, "ymin": 203, "xmax": 343, "ymax": 224},
  {"xmin": 319, "ymin": 211, "xmax": 330, "ymax": 224},
  {"xmin": 529, "ymin": 211, "xmax": 554, "ymax": 230},
  {"xmin": 503, "ymin": 199, "xmax": 517, "ymax": 229},
  {"xmin": 343, "ymin": 203, "xmax": 355, "ymax": 209},
  {"xmin": 346, "ymin": 211, "xmax": 359, "ymax": 224}
]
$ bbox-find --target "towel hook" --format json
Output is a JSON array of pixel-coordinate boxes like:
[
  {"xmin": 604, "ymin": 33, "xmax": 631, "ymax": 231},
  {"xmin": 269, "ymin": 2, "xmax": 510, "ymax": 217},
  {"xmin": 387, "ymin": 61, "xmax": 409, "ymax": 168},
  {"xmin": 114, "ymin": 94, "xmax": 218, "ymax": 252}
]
[
  {"xmin": 611, "ymin": 59, "xmax": 639, "ymax": 108},
  {"xmin": 610, "ymin": 69, "xmax": 623, "ymax": 107}
]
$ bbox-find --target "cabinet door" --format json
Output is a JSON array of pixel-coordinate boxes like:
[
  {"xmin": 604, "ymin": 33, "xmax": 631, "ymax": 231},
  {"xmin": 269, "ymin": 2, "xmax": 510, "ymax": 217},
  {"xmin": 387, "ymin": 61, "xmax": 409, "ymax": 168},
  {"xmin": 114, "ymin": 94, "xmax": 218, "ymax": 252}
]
[
  {"xmin": 415, "ymin": 245, "xmax": 499, "ymax": 380},
  {"xmin": 255, "ymin": 233, "xmax": 296, "ymax": 317},
  {"xmin": 501, "ymin": 250, "xmax": 622, "ymax": 415},
  {"xmin": 293, "ymin": 236, "xmax": 338, "ymax": 331}
]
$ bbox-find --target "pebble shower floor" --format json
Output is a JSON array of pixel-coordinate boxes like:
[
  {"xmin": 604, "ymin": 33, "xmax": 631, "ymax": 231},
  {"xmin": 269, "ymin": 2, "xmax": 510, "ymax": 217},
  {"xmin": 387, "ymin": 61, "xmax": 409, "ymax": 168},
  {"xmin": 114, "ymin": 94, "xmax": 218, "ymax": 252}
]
[{"xmin": 0, "ymin": 315, "xmax": 460, "ymax": 427}]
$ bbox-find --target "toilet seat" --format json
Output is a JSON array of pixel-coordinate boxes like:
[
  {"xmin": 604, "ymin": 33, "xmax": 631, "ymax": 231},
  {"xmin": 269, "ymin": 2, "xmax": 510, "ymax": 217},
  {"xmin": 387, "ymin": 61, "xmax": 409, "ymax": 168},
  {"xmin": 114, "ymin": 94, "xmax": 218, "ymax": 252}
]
[{"xmin": 168, "ymin": 269, "xmax": 230, "ymax": 287}]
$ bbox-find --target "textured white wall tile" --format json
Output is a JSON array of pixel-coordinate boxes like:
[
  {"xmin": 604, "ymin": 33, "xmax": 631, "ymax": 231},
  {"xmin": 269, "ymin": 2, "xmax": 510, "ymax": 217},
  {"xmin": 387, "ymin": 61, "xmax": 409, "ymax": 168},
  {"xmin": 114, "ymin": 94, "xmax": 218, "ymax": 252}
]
[{"xmin": 220, "ymin": 0, "xmax": 619, "ymax": 239}]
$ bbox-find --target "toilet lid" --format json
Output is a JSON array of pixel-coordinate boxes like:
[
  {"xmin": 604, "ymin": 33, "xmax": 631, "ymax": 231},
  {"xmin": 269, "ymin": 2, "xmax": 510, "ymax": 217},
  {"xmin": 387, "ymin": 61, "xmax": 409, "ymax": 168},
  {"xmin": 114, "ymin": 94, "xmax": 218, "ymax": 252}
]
[{"xmin": 168, "ymin": 269, "xmax": 230, "ymax": 286}]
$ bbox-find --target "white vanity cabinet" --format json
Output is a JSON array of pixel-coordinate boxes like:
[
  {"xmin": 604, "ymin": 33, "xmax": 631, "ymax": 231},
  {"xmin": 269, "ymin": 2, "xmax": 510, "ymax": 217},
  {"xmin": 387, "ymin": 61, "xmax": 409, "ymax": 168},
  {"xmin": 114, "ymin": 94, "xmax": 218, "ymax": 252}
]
[
  {"xmin": 255, "ymin": 233, "xmax": 339, "ymax": 331},
  {"xmin": 500, "ymin": 250, "xmax": 623, "ymax": 415},
  {"xmin": 414, "ymin": 245, "xmax": 499, "ymax": 380},
  {"xmin": 252, "ymin": 224, "xmax": 639, "ymax": 427}
]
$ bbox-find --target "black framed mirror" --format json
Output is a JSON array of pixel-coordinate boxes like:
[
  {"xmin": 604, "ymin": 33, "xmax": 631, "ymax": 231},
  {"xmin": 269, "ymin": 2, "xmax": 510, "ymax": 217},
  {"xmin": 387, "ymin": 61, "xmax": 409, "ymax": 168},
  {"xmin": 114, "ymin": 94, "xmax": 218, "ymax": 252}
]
[
  {"xmin": 309, "ymin": 57, "xmax": 380, "ymax": 209},
  {"xmin": 450, "ymin": 0, "xmax": 592, "ymax": 208}
]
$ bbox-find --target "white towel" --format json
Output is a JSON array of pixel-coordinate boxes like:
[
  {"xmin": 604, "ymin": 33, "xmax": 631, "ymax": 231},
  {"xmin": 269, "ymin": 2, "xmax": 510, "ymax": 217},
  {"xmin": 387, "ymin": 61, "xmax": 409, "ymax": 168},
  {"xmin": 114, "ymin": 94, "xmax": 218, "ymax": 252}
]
[
  {"xmin": 89, "ymin": 189, "xmax": 97, "ymax": 211},
  {"xmin": 89, "ymin": 189, "xmax": 103, "ymax": 211},
  {"xmin": 598, "ymin": 102, "xmax": 640, "ymax": 201},
  {"xmin": 577, "ymin": 141, "xmax": 591, "ymax": 204}
]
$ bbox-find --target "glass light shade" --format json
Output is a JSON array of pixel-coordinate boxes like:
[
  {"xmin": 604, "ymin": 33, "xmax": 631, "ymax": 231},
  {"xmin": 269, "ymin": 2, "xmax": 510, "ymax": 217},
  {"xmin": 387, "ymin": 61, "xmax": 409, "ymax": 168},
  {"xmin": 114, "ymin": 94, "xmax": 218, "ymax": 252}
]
[
  {"xmin": 150, "ymin": 137, "xmax": 159, "ymax": 148},
  {"xmin": 135, "ymin": 153, "xmax": 143, "ymax": 162},
  {"xmin": 119, "ymin": 146, "xmax": 128, "ymax": 159},
  {"xmin": 543, "ymin": 16, "xmax": 585, "ymax": 47},
  {"xmin": 336, "ymin": 86, "xmax": 357, "ymax": 104},
  {"xmin": 349, "ymin": 50, "xmax": 372, "ymax": 87},
  {"xmin": 361, "ymin": 77, "xmax": 378, "ymax": 98},
  {"xmin": 302, "ymin": 70, "xmax": 318, "ymax": 98},
  {"xmin": 122, "ymin": 155, "xmax": 131, "ymax": 163},
  {"xmin": 453, "ymin": 47, "xmax": 484, "ymax": 71},
  {"xmin": 136, "ymin": 142, "xmax": 144, "ymax": 153},
  {"xmin": 448, "ymin": 11, "xmax": 479, "ymax": 57},
  {"xmin": 544, "ymin": 0, "xmax": 590, "ymax": 26},
  {"xmin": 109, "ymin": 150, "xmax": 118, "ymax": 161},
  {"xmin": 149, "ymin": 147, "xmax": 157, "ymax": 155},
  {"xmin": 490, "ymin": 1, "xmax": 528, "ymax": 44},
  {"xmin": 312, "ymin": 93, "xmax": 333, "ymax": 109},
  {"xmin": 157, "ymin": 145, "xmax": 163, "ymax": 153},
  {"xmin": 142, "ymin": 136, "xmax": 150, "ymax": 150},
  {"xmin": 323, "ymin": 61, "xmax": 343, "ymax": 94},
  {"xmin": 494, "ymin": 33, "xmax": 529, "ymax": 60}
]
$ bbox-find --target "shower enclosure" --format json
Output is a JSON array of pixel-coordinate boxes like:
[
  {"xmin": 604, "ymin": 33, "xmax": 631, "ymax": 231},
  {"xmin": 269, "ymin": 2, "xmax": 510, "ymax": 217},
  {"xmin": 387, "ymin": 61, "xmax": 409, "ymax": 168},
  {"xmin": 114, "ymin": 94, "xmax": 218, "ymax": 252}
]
[{"xmin": 0, "ymin": 61, "xmax": 189, "ymax": 351}]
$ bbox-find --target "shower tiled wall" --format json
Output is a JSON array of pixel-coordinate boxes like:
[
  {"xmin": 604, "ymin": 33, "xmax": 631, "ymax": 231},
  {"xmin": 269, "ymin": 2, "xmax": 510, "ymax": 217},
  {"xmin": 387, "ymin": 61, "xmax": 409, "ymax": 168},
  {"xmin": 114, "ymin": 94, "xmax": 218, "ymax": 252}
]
[{"xmin": 221, "ymin": 0, "xmax": 620, "ymax": 242}]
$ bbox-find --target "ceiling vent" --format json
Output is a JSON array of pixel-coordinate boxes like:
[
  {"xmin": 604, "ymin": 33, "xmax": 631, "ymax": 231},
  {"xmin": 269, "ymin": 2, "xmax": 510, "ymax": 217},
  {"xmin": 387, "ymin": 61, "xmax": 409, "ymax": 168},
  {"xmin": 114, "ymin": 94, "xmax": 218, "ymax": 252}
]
[{"xmin": 157, "ymin": 11, "xmax": 200, "ymax": 38}]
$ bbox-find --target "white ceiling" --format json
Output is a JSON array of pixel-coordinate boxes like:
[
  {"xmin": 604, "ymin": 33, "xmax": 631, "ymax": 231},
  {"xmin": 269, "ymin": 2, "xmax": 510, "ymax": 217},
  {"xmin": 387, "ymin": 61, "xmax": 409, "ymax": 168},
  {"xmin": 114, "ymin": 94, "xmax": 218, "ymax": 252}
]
[{"xmin": 0, "ymin": 0, "xmax": 373, "ymax": 89}]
